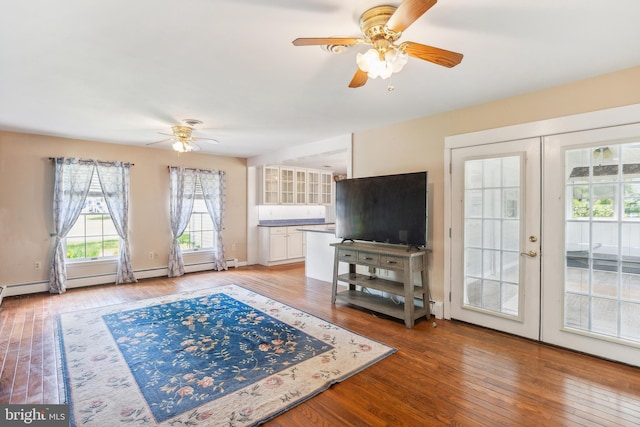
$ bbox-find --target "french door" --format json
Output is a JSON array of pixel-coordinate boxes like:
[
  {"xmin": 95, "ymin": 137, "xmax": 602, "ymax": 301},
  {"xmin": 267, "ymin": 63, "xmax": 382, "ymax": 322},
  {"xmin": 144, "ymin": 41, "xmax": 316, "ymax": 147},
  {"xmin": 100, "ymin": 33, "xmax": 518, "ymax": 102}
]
[
  {"xmin": 542, "ymin": 123, "xmax": 640, "ymax": 366},
  {"xmin": 449, "ymin": 123, "xmax": 640, "ymax": 366},
  {"xmin": 450, "ymin": 138, "xmax": 541, "ymax": 340}
]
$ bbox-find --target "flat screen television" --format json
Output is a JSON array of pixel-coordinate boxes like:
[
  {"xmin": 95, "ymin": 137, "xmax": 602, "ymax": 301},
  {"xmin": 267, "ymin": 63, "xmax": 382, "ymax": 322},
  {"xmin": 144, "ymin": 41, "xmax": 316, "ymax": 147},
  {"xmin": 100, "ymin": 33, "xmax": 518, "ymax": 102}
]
[{"xmin": 335, "ymin": 171, "xmax": 428, "ymax": 248}]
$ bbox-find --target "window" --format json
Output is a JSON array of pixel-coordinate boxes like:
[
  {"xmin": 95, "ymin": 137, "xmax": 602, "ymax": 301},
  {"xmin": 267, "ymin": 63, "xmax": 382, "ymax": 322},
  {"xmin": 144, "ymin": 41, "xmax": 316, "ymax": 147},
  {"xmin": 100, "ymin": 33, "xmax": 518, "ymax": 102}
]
[
  {"xmin": 565, "ymin": 143, "xmax": 640, "ymax": 343},
  {"xmin": 178, "ymin": 177, "xmax": 216, "ymax": 251},
  {"xmin": 66, "ymin": 173, "xmax": 119, "ymax": 259}
]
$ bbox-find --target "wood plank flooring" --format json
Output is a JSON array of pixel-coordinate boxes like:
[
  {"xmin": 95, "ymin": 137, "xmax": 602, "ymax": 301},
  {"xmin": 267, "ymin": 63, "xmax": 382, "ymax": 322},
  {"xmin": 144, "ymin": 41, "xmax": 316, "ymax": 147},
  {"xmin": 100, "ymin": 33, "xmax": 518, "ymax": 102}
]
[{"xmin": 2, "ymin": 263, "xmax": 640, "ymax": 426}]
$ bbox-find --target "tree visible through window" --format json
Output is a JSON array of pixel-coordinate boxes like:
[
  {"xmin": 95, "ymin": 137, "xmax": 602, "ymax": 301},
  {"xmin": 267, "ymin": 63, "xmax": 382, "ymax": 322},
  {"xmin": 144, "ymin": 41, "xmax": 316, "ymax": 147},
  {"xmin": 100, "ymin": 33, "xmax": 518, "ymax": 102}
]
[{"xmin": 66, "ymin": 173, "xmax": 119, "ymax": 259}]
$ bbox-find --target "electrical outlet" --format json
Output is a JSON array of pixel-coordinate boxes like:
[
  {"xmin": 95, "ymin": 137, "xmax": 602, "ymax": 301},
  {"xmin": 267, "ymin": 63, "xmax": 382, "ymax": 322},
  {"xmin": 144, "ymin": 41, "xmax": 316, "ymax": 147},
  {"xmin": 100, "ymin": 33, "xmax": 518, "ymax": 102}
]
[
  {"xmin": 34, "ymin": 261, "xmax": 41, "ymax": 270},
  {"xmin": 148, "ymin": 252, "xmax": 154, "ymax": 259},
  {"xmin": 231, "ymin": 244, "xmax": 237, "ymax": 251}
]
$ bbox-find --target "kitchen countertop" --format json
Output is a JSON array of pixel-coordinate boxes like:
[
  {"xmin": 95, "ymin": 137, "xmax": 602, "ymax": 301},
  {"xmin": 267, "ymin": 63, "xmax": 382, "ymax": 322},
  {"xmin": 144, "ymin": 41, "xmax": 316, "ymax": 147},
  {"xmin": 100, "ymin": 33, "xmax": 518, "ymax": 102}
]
[
  {"xmin": 297, "ymin": 227, "xmax": 335, "ymax": 234},
  {"xmin": 258, "ymin": 219, "xmax": 334, "ymax": 228}
]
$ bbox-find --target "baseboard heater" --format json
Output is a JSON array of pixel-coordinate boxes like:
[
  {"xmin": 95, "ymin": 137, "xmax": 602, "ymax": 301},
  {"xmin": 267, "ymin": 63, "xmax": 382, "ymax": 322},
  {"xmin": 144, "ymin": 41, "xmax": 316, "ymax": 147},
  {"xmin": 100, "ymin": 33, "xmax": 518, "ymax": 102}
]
[{"xmin": 3, "ymin": 258, "xmax": 241, "ymax": 297}]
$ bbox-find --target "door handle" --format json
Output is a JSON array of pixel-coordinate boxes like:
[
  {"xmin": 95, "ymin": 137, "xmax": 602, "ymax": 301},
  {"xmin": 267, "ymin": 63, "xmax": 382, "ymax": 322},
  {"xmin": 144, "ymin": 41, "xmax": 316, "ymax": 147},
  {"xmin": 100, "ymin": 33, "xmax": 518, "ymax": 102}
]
[{"xmin": 520, "ymin": 250, "xmax": 538, "ymax": 258}]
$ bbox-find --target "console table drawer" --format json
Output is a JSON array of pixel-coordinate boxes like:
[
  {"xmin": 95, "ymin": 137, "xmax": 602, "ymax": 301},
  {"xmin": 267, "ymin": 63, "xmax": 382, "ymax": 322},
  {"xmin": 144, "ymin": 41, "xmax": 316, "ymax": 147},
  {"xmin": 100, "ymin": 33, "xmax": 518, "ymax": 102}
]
[
  {"xmin": 380, "ymin": 254, "xmax": 404, "ymax": 270},
  {"xmin": 338, "ymin": 248, "xmax": 358, "ymax": 262},
  {"xmin": 357, "ymin": 252, "xmax": 379, "ymax": 266}
]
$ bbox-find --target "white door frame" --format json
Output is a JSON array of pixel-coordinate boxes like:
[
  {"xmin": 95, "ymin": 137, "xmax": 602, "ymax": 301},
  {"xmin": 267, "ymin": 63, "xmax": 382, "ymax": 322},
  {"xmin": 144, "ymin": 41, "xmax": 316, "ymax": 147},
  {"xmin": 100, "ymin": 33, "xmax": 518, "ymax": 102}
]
[{"xmin": 444, "ymin": 103, "xmax": 640, "ymax": 320}]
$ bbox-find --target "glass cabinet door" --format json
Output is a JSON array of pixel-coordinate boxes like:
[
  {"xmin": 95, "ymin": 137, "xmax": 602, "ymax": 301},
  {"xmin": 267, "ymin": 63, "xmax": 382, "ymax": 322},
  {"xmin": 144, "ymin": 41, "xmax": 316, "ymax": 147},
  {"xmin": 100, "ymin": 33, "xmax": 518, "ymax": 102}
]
[
  {"xmin": 321, "ymin": 172, "xmax": 333, "ymax": 205},
  {"xmin": 280, "ymin": 167, "xmax": 294, "ymax": 204},
  {"xmin": 263, "ymin": 166, "xmax": 279, "ymax": 204},
  {"xmin": 308, "ymin": 171, "xmax": 320, "ymax": 204},
  {"xmin": 296, "ymin": 170, "xmax": 307, "ymax": 204}
]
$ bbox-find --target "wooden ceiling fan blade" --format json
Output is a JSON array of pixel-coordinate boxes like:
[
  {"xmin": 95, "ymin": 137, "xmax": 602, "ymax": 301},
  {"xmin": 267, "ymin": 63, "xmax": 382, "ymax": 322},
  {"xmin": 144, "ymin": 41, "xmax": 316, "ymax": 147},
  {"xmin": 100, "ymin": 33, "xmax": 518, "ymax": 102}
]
[
  {"xmin": 403, "ymin": 41, "xmax": 463, "ymax": 68},
  {"xmin": 292, "ymin": 37, "xmax": 362, "ymax": 46},
  {"xmin": 386, "ymin": 0, "xmax": 437, "ymax": 33},
  {"xmin": 348, "ymin": 68, "xmax": 368, "ymax": 88}
]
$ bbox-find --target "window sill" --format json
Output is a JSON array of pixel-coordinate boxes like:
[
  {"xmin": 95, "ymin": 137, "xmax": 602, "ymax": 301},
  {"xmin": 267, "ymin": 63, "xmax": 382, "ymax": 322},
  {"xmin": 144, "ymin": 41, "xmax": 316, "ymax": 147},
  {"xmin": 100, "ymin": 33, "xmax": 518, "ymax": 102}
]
[
  {"xmin": 182, "ymin": 248, "xmax": 215, "ymax": 254},
  {"xmin": 67, "ymin": 257, "xmax": 118, "ymax": 266}
]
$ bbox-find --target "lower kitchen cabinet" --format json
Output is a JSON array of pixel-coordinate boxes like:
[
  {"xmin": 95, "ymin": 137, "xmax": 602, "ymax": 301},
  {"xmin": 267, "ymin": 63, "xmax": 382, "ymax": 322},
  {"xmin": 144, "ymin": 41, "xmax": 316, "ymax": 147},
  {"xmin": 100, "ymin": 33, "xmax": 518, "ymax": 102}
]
[{"xmin": 258, "ymin": 226, "xmax": 304, "ymax": 266}]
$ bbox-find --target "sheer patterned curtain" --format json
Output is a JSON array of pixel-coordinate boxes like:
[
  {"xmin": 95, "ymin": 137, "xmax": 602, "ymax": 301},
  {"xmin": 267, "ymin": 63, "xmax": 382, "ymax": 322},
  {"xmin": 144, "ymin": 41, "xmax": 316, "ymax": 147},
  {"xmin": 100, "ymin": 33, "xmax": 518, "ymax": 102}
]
[
  {"xmin": 95, "ymin": 161, "xmax": 137, "ymax": 284},
  {"xmin": 199, "ymin": 169, "xmax": 227, "ymax": 270},
  {"xmin": 168, "ymin": 167, "xmax": 197, "ymax": 277},
  {"xmin": 49, "ymin": 158, "xmax": 94, "ymax": 294}
]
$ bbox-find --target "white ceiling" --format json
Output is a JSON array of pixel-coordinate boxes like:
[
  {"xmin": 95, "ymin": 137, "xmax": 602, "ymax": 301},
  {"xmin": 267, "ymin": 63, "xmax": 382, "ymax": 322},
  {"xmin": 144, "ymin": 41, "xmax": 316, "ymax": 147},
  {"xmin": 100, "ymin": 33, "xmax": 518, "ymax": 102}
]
[{"xmin": 1, "ymin": 0, "xmax": 639, "ymax": 172}]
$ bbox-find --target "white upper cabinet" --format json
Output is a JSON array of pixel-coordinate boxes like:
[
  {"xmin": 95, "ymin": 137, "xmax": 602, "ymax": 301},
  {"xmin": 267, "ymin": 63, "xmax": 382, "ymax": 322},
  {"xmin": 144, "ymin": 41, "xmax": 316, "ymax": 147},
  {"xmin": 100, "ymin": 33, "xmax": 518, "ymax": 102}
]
[
  {"xmin": 307, "ymin": 170, "xmax": 320, "ymax": 205},
  {"xmin": 259, "ymin": 166, "xmax": 332, "ymax": 205},
  {"xmin": 261, "ymin": 166, "xmax": 279, "ymax": 204},
  {"xmin": 321, "ymin": 172, "xmax": 333, "ymax": 205},
  {"xmin": 279, "ymin": 167, "xmax": 295, "ymax": 204},
  {"xmin": 295, "ymin": 169, "xmax": 307, "ymax": 204}
]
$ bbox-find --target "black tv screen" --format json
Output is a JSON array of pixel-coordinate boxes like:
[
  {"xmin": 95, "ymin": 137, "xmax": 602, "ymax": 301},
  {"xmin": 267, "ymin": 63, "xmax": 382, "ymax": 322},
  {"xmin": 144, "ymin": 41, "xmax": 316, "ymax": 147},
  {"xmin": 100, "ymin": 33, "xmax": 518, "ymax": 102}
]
[{"xmin": 335, "ymin": 171, "xmax": 428, "ymax": 247}]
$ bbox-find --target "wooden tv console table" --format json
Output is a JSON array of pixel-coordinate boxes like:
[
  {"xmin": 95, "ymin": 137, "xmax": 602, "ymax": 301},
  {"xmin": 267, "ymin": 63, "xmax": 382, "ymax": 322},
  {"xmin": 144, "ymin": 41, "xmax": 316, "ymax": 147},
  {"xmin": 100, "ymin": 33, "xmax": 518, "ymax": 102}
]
[{"xmin": 330, "ymin": 241, "xmax": 430, "ymax": 328}]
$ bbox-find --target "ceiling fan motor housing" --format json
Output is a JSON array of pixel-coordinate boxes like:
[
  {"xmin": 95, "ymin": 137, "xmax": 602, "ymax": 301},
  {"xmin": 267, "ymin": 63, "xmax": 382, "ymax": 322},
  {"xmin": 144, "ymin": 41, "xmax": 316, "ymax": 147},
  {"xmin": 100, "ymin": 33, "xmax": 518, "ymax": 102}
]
[
  {"xmin": 360, "ymin": 6, "xmax": 401, "ymax": 44},
  {"xmin": 171, "ymin": 125, "xmax": 193, "ymax": 140}
]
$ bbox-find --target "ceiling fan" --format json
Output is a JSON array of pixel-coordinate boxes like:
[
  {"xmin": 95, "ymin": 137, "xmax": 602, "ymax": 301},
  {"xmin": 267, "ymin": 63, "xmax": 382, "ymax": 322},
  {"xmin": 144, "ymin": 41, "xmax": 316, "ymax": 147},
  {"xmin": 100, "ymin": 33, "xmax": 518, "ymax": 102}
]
[
  {"xmin": 146, "ymin": 119, "xmax": 219, "ymax": 153},
  {"xmin": 292, "ymin": 0, "xmax": 463, "ymax": 88}
]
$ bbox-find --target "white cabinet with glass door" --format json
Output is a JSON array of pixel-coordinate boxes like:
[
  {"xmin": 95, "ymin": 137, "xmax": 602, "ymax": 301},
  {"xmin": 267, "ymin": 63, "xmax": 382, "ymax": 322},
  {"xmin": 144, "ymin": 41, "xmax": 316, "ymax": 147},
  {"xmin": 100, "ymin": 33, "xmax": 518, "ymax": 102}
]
[
  {"xmin": 261, "ymin": 166, "xmax": 280, "ymax": 204},
  {"xmin": 260, "ymin": 166, "xmax": 330, "ymax": 205},
  {"xmin": 308, "ymin": 170, "xmax": 320, "ymax": 204},
  {"xmin": 279, "ymin": 167, "xmax": 295, "ymax": 204},
  {"xmin": 295, "ymin": 169, "xmax": 307, "ymax": 204},
  {"xmin": 321, "ymin": 172, "xmax": 333, "ymax": 205}
]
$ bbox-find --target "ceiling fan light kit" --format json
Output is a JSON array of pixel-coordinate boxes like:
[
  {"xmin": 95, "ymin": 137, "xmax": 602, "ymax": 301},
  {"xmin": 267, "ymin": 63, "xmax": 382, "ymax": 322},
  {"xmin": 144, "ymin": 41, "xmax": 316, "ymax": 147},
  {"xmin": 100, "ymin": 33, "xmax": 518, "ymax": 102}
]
[
  {"xmin": 292, "ymin": 0, "xmax": 463, "ymax": 88},
  {"xmin": 355, "ymin": 5, "xmax": 408, "ymax": 80},
  {"xmin": 172, "ymin": 138, "xmax": 195, "ymax": 153},
  {"xmin": 356, "ymin": 46, "xmax": 408, "ymax": 80},
  {"xmin": 146, "ymin": 119, "xmax": 218, "ymax": 153}
]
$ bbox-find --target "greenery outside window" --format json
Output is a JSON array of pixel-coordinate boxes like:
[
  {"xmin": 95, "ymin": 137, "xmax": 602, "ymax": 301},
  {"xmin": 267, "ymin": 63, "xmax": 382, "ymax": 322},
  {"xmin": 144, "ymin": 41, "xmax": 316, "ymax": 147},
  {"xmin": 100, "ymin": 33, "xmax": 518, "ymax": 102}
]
[
  {"xmin": 179, "ymin": 179, "xmax": 216, "ymax": 251},
  {"xmin": 66, "ymin": 174, "xmax": 120, "ymax": 259}
]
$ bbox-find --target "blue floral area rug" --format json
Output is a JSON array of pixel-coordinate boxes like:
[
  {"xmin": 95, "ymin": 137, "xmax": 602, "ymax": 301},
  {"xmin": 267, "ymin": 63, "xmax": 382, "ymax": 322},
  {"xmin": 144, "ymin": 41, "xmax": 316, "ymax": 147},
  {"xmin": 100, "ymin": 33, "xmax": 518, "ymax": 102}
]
[{"xmin": 58, "ymin": 284, "xmax": 396, "ymax": 426}]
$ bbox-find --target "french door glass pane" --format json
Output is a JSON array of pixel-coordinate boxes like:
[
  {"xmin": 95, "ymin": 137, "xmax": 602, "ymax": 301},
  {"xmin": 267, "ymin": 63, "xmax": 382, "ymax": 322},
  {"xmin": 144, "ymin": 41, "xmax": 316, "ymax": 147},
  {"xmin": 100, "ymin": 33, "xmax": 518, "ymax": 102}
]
[
  {"xmin": 463, "ymin": 156, "xmax": 521, "ymax": 317},
  {"xmin": 564, "ymin": 142, "xmax": 640, "ymax": 343}
]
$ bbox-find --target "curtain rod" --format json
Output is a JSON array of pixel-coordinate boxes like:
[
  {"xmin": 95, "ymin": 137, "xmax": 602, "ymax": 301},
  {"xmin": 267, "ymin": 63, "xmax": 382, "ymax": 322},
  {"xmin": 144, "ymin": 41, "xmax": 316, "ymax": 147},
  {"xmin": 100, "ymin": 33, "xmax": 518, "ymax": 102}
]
[
  {"xmin": 49, "ymin": 157, "xmax": 134, "ymax": 166},
  {"xmin": 168, "ymin": 166, "xmax": 224, "ymax": 173},
  {"xmin": 168, "ymin": 166, "xmax": 199, "ymax": 172}
]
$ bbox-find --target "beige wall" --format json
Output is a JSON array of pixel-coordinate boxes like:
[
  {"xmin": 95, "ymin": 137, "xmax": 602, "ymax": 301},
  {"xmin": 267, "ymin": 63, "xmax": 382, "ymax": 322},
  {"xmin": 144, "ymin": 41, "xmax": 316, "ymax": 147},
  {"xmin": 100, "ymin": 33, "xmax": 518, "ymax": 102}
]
[
  {"xmin": 3, "ymin": 66, "xmax": 640, "ymax": 298},
  {"xmin": 0, "ymin": 131, "xmax": 247, "ymax": 287},
  {"xmin": 353, "ymin": 66, "xmax": 640, "ymax": 303}
]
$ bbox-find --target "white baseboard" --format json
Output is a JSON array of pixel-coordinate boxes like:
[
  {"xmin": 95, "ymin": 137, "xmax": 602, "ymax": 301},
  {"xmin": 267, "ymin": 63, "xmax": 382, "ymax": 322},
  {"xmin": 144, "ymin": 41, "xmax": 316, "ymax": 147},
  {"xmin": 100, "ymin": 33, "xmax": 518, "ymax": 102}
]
[
  {"xmin": 430, "ymin": 301, "xmax": 444, "ymax": 319},
  {"xmin": 3, "ymin": 258, "xmax": 246, "ymax": 297}
]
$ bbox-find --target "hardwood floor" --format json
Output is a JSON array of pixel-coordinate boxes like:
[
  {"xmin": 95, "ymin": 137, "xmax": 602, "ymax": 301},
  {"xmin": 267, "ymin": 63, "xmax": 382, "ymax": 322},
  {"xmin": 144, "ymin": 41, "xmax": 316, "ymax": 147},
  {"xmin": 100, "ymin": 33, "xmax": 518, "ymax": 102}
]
[{"xmin": 2, "ymin": 263, "xmax": 640, "ymax": 426}]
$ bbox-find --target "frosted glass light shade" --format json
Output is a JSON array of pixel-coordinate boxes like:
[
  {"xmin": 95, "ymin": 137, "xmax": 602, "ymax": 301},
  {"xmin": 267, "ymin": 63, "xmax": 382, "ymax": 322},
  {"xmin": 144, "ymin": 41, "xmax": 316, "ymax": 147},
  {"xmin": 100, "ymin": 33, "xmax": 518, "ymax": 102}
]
[
  {"xmin": 385, "ymin": 48, "xmax": 408, "ymax": 73},
  {"xmin": 356, "ymin": 47, "xmax": 408, "ymax": 80},
  {"xmin": 172, "ymin": 140, "xmax": 192, "ymax": 152}
]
